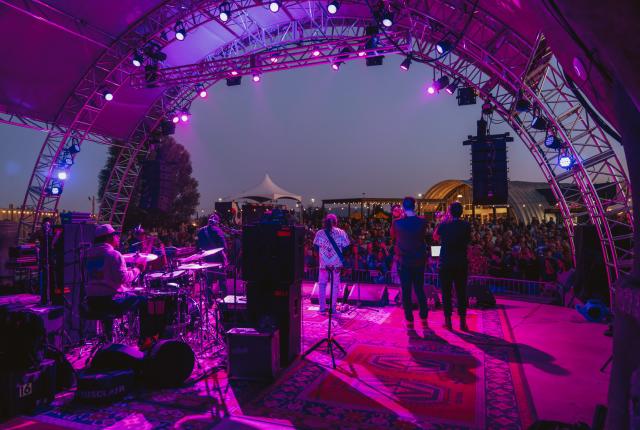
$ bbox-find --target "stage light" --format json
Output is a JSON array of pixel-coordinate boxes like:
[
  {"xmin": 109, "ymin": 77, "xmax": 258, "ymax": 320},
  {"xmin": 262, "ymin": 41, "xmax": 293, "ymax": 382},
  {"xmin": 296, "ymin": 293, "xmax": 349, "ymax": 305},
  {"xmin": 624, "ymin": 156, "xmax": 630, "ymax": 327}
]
[
  {"xmin": 68, "ymin": 143, "xmax": 81, "ymax": 154},
  {"xmin": 365, "ymin": 35, "xmax": 380, "ymax": 52},
  {"xmin": 445, "ymin": 78, "xmax": 459, "ymax": 94},
  {"xmin": 515, "ymin": 99, "xmax": 531, "ymax": 112},
  {"xmin": 332, "ymin": 62, "xmax": 342, "ymax": 71},
  {"xmin": 482, "ymin": 101, "xmax": 493, "ymax": 114},
  {"xmin": 102, "ymin": 89, "xmax": 113, "ymax": 101},
  {"xmin": 62, "ymin": 153, "xmax": 74, "ymax": 167},
  {"xmin": 252, "ymin": 73, "xmax": 261, "ymax": 82},
  {"xmin": 531, "ymin": 115, "xmax": 548, "ymax": 131},
  {"xmin": 175, "ymin": 21, "xmax": 186, "ymax": 40},
  {"xmin": 400, "ymin": 56, "xmax": 412, "ymax": 71},
  {"xmin": 558, "ymin": 152, "xmax": 575, "ymax": 170},
  {"xmin": 545, "ymin": 134, "xmax": 564, "ymax": 149},
  {"xmin": 180, "ymin": 111, "xmax": 190, "ymax": 122},
  {"xmin": 171, "ymin": 113, "xmax": 180, "ymax": 124},
  {"xmin": 270, "ymin": 56, "xmax": 279, "ymax": 63},
  {"xmin": 381, "ymin": 11, "xmax": 393, "ymax": 27},
  {"xmin": 144, "ymin": 63, "xmax": 159, "ymax": 85},
  {"xmin": 199, "ymin": 89, "xmax": 207, "ymax": 98},
  {"xmin": 357, "ymin": 50, "xmax": 366, "ymax": 57},
  {"xmin": 46, "ymin": 183, "xmax": 63, "ymax": 196},
  {"xmin": 230, "ymin": 70, "xmax": 238, "ymax": 76},
  {"xmin": 327, "ymin": 0, "xmax": 340, "ymax": 14},
  {"xmin": 132, "ymin": 51, "xmax": 143, "ymax": 67},
  {"xmin": 269, "ymin": 0, "xmax": 280, "ymax": 13},
  {"xmin": 219, "ymin": 2, "xmax": 231, "ymax": 22},
  {"xmin": 427, "ymin": 86, "xmax": 435, "ymax": 94},
  {"xmin": 436, "ymin": 40, "xmax": 452, "ymax": 55},
  {"xmin": 226, "ymin": 76, "xmax": 242, "ymax": 86},
  {"xmin": 432, "ymin": 76, "xmax": 450, "ymax": 92},
  {"xmin": 57, "ymin": 170, "xmax": 68, "ymax": 180},
  {"xmin": 312, "ymin": 50, "xmax": 321, "ymax": 57}
]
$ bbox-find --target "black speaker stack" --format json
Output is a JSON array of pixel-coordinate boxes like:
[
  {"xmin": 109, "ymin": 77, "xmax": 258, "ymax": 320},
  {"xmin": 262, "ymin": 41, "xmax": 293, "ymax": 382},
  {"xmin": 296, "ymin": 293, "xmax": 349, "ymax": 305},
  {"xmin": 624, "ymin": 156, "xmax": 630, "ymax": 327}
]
[
  {"xmin": 139, "ymin": 159, "xmax": 177, "ymax": 212},
  {"xmin": 464, "ymin": 119, "xmax": 513, "ymax": 206},
  {"xmin": 241, "ymin": 223, "xmax": 304, "ymax": 368},
  {"xmin": 573, "ymin": 224, "xmax": 609, "ymax": 304}
]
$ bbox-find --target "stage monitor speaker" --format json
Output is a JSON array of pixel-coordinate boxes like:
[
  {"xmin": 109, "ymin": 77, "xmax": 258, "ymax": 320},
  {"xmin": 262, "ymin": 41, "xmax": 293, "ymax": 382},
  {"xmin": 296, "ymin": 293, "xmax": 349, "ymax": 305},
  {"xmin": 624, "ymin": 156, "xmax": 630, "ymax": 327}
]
[
  {"xmin": 242, "ymin": 224, "xmax": 304, "ymax": 284},
  {"xmin": 246, "ymin": 281, "xmax": 301, "ymax": 367},
  {"xmin": 573, "ymin": 224, "xmax": 609, "ymax": 304},
  {"xmin": 347, "ymin": 283, "xmax": 388, "ymax": 306},
  {"xmin": 227, "ymin": 328, "xmax": 280, "ymax": 381},
  {"xmin": 467, "ymin": 281, "xmax": 497, "ymax": 308},
  {"xmin": 310, "ymin": 282, "xmax": 350, "ymax": 305}
]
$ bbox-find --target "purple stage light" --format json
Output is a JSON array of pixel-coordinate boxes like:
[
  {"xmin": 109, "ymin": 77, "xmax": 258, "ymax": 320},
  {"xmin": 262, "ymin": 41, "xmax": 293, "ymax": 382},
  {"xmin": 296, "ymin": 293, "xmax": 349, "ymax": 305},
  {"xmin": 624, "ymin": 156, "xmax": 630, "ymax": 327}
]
[
  {"xmin": 180, "ymin": 113, "xmax": 189, "ymax": 122},
  {"xmin": 231, "ymin": 70, "xmax": 238, "ymax": 76},
  {"xmin": 357, "ymin": 51, "xmax": 366, "ymax": 57},
  {"xmin": 332, "ymin": 63, "xmax": 340, "ymax": 71},
  {"xmin": 57, "ymin": 171, "xmax": 68, "ymax": 180},
  {"xmin": 172, "ymin": 114, "xmax": 180, "ymax": 123},
  {"xmin": 199, "ymin": 89, "xmax": 207, "ymax": 98},
  {"xmin": 175, "ymin": 21, "xmax": 186, "ymax": 41},
  {"xmin": 427, "ymin": 86, "xmax": 435, "ymax": 94},
  {"xmin": 270, "ymin": 56, "xmax": 278, "ymax": 63},
  {"xmin": 400, "ymin": 56, "xmax": 411, "ymax": 71},
  {"xmin": 312, "ymin": 50, "xmax": 321, "ymax": 57},
  {"xmin": 219, "ymin": 2, "xmax": 231, "ymax": 22},
  {"xmin": 269, "ymin": 0, "xmax": 280, "ymax": 13},
  {"xmin": 103, "ymin": 90, "xmax": 113, "ymax": 101},
  {"xmin": 253, "ymin": 73, "xmax": 261, "ymax": 82},
  {"xmin": 327, "ymin": 0, "xmax": 339, "ymax": 14}
]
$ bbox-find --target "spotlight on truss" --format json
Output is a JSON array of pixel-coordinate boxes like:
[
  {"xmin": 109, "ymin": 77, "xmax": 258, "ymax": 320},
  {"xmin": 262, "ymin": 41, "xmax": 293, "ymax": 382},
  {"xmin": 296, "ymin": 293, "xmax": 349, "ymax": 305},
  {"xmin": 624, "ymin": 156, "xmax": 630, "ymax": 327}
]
[
  {"xmin": 327, "ymin": 0, "xmax": 340, "ymax": 14},
  {"xmin": 432, "ymin": 76, "xmax": 450, "ymax": 92},
  {"xmin": 400, "ymin": 56, "xmax": 412, "ymax": 71},
  {"xmin": 558, "ymin": 152, "xmax": 575, "ymax": 170},
  {"xmin": 545, "ymin": 134, "xmax": 564, "ymax": 149},
  {"xmin": 269, "ymin": 0, "xmax": 280, "ymax": 13},
  {"xmin": 219, "ymin": 2, "xmax": 231, "ymax": 21},
  {"xmin": 436, "ymin": 40, "xmax": 452, "ymax": 55},
  {"xmin": 132, "ymin": 51, "xmax": 143, "ymax": 67},
  {"xmin": 175, "ymin": 21, "xmax": 186, "ymax": 41}
]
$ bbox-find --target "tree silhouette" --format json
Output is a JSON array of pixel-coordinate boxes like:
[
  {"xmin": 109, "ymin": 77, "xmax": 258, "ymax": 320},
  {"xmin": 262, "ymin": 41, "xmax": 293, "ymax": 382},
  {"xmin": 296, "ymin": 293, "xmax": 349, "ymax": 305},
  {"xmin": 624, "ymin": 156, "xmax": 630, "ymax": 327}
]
[{"xmin": 98, "ymin": 135, "xmax": 200, "ymax": 230}]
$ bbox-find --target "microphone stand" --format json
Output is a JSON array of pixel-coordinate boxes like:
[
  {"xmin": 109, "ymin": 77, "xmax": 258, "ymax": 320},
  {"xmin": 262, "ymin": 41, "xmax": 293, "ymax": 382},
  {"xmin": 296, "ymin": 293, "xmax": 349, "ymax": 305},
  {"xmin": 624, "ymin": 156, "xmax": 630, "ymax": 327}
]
[{"xmin": 302, "ymin": 266, "xmax": 346, "ymax": 369}]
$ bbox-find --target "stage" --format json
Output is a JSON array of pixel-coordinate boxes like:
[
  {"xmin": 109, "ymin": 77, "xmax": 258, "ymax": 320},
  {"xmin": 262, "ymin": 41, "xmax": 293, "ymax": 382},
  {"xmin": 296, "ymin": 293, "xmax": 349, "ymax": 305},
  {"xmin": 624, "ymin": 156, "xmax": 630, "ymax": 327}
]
[{"xmin": 1, "ymin": 291, "xmax": 610, "ymax": 430}]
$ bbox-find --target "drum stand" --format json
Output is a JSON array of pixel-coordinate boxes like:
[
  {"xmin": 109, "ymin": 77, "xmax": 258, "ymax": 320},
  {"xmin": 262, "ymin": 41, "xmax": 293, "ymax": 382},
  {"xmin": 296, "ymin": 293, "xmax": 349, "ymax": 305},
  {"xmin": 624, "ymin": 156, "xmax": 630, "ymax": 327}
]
[
  {"xmin": 302, "ymin": 267, "xmax": 346, "ymax": 369},
  {"xmin": 192, "ymin": 267, "xmax": 222, "ymax": 355}
]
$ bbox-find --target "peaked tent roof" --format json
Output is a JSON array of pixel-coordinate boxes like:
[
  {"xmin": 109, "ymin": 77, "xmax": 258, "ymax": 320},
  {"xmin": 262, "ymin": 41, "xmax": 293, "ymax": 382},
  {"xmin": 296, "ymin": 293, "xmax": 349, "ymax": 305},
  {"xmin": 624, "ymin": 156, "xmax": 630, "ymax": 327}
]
[{"xmin": 232, "ymin": 174, "xmax": 301, "ymax": 203}]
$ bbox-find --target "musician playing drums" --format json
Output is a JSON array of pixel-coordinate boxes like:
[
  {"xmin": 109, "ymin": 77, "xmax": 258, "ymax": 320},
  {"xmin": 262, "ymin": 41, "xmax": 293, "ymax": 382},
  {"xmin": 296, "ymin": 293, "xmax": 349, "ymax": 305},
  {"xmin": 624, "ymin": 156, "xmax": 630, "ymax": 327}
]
[
  {"xmin": 128, "ymin": 225, "xmax": 167, "ymax": 270},
  {"xmin": 85, "ymin": 224, "xmax": 157, "ymax": 349},
  {"xmin": 196, "ymin": 213, "xmax": 228, "ymax": 306}
]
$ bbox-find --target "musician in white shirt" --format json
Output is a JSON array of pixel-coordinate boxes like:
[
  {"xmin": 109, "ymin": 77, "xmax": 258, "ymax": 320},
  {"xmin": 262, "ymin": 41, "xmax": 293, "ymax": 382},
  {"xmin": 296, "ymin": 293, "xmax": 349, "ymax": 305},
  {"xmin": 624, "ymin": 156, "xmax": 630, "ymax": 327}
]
[{"xmin": 313, "ymin": 214, "xmax": 350, "ymax": 314}]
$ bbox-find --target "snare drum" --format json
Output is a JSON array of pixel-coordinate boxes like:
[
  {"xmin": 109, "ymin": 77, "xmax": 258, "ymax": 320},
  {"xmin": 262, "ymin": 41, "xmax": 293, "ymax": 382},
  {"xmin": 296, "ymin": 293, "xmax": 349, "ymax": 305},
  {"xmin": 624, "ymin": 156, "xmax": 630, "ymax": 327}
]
[
  {"xmin": 146, "ymin": 290, "xmax": 192, "ymax": 337},
  {"xmin": 145, "ymin": 270, "xmax": 191, "ymax": 291}
]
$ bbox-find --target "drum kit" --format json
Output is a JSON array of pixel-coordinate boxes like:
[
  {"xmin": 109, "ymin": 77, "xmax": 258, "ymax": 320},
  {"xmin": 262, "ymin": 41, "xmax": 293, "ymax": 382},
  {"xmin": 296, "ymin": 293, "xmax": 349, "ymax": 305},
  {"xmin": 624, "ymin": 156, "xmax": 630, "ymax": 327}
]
[{"xmin": 121, "ymin": 247, "xmax": 226, "ymax": 350}]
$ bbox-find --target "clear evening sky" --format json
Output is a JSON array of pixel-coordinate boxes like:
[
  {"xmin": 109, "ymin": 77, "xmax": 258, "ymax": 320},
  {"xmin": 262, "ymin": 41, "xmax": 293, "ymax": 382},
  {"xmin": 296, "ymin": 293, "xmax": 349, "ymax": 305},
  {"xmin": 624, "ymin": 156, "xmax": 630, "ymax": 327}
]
[{"xmin": 0, "ymin": 55, "xmax": 627, "ymax": 213}]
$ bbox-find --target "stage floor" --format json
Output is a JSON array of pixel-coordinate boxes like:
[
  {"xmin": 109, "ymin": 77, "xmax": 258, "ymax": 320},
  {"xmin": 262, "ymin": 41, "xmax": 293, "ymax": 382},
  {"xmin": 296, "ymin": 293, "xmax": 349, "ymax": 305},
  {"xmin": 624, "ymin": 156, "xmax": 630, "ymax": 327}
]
[{"xmin": 1, "ymin": 293, "xmax": 611, "ymax": 430}]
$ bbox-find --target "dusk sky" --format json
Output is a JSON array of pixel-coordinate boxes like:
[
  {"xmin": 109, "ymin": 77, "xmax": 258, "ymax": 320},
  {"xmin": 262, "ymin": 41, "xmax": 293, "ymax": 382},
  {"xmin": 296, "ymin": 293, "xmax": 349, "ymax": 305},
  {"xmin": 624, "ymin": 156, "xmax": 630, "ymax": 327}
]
[{"xmin": 0, "ymin": 55, "xmax": 627, "ymax": 213}]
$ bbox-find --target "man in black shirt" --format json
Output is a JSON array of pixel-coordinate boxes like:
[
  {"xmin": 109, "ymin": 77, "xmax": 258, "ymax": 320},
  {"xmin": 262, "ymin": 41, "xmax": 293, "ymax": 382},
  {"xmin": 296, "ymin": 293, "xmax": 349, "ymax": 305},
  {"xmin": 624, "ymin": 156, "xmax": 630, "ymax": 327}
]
[
  {"xmin": 391, "ymin": 197, "xmax": 429, "ymax": 326},
  {"xmin": 197, "ymin": 213, "xmax": 228, "ymax": 304},
  {"xmin": 434, "ymin": 202, "xmax": 471, "ymax": 330}
]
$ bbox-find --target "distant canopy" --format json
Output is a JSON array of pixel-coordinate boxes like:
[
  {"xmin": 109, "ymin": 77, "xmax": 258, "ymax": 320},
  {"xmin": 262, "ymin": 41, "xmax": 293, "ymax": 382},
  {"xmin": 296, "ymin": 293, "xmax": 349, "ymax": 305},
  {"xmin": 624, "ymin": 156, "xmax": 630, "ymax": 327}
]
[{"xmin": 231, "ymin": 174, "xmax": 302, "ymax": 203}]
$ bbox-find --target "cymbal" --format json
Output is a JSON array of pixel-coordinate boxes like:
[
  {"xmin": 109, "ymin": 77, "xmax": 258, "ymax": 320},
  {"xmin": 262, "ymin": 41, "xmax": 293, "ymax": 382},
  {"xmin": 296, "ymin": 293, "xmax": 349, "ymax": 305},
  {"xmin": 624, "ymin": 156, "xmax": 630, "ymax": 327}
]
[
  {"xmin": 178, "ymin": 262, "xmax": 222, "ymax": 270},
  {"xmin": 122, "ymin": 252, "xmax": 158, "ymax": 264},
  {"xmin": 179, "ymin": 247, "xmax": 224, "ymax": 263}
]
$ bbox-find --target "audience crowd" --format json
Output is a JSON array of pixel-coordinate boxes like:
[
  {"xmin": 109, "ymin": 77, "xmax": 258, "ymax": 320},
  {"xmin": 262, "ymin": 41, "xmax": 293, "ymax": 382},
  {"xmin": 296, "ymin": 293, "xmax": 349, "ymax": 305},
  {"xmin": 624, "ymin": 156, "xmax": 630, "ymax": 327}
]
[{"xmin": 303, "ymin": 216, "xmax": 573, "ymax": 283}]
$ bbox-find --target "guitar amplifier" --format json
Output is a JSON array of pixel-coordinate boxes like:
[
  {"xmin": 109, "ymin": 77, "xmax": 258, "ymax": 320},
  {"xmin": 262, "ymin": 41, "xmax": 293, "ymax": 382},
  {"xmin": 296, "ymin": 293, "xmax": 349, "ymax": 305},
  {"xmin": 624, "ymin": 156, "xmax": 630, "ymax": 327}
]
[
  {"xmin": 227, "ymin": 328, "xmax": 279, "ymax": 381},
  {"xmin": 0, "ymin": 359, "xmax": 56, "ymax": 419}
]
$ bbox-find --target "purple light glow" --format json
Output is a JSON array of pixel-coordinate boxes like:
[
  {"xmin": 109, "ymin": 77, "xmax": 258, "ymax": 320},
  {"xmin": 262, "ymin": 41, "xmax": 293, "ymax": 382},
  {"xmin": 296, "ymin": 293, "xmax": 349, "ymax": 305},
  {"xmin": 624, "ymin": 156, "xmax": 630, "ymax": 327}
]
[
  {"xmin": 252, "ymin": 74, "xmax": 261, "ymax": 82},
  {"xmin": 312, "ymin": 50, "xmax": 321, "ymax": 57},
  {"xmin": 180, "ymin": 114, "xmax": 189, "ymax": 122},
  {"xmin": 427, "ymin": 86, "xmax": 435, "ymax": 94},
  {"xmin": 172, "ymin": 115, "xmax": 180, "ymax": 124},
  {"xmin": 331, "ymin": 63, "xmax": 340, "ymax": 71},
  {"xmin": 199, "ymin": 90, "xmax": 208, "ymax": 98},
  {"xmin": 231, "ymin": 70, "xmax": 238, "ymax": 76},
  {"xmin": 358, "ymin": 51, "xmax": 366, "ymax": 57},
  {"xmin": 270, "ymin": 57, "xmax": 278, "ymax": 63}
]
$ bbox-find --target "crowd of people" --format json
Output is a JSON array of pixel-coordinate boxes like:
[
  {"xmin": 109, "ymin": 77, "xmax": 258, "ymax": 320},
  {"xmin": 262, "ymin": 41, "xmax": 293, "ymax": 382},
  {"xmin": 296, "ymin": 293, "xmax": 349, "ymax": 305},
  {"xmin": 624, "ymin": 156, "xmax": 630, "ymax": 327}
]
[{"xmin": 303, "ymin": 214, "xmax": 573, "ymax": 283}]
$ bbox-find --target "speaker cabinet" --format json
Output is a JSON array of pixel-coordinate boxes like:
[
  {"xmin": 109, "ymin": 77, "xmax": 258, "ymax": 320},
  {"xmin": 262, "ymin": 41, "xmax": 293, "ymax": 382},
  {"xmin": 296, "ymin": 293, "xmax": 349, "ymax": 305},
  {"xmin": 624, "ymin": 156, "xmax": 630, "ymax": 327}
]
[
  {"xmin": 574, "ymin": 224, "xmax": 609, "ymax": 304},
  {"xmin": 242, "ymin": 224, "xmax": 304, "ymax": 284},
  {"xmin": 227, "ymin": 328, "xmax": 279, "ymax": 381}
]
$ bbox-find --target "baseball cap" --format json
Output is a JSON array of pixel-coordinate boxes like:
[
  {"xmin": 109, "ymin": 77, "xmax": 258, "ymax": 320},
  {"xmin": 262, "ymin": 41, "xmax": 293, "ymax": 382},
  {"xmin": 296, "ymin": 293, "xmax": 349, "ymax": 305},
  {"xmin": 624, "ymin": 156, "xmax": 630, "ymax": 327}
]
[{"xmin": 95, "ymin": 224, "xmax": 119, "ymax": 239}]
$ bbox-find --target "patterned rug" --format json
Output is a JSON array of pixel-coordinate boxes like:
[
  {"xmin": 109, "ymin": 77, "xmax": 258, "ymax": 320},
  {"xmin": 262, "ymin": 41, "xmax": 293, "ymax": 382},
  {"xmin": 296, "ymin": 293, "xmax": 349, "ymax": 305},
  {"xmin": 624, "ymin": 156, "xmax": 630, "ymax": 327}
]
[{"xmin": 4, "ymin": 300, "xmax": 536, "ymax": 430}]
